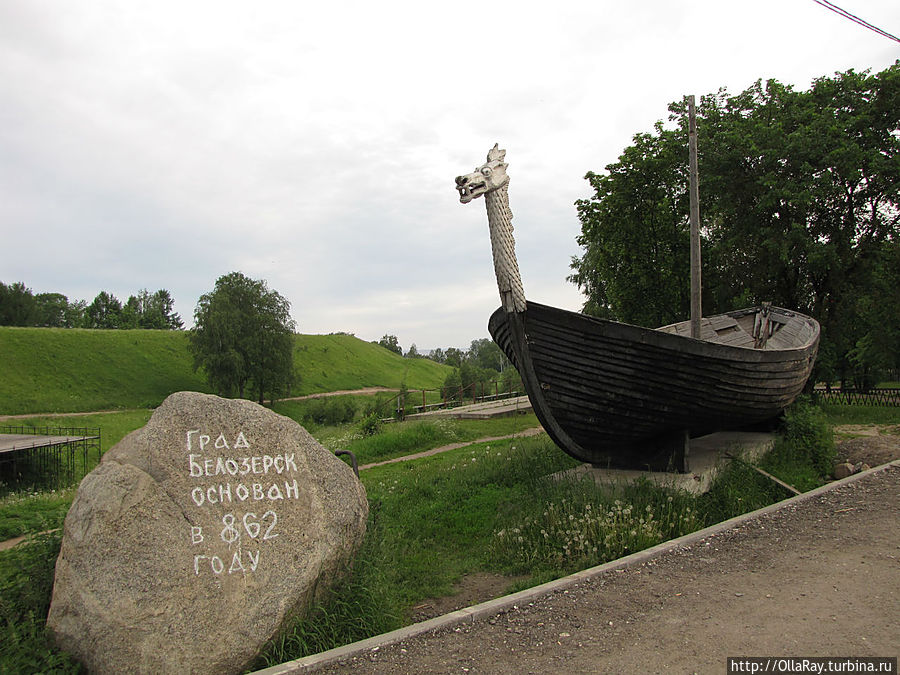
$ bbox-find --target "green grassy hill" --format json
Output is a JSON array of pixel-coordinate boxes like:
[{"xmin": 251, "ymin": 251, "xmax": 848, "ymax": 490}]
[
  {"xmin": 0, "ymin": 328, "xmax": 451, "ymax": 415},
  {"xmin": 292, "ymin": 334, "xmax": 449, "ymax": 395}
]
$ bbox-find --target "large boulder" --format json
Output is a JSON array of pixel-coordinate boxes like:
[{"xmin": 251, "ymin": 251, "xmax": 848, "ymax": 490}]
[{"xmin": 47, "ymin": 391, "xmax": 367, "ymax": 674}]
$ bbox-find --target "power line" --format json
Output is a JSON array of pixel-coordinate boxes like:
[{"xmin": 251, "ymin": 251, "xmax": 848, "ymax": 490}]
[{"xmin": 812, "ymin": 0, "xmax": 900, "ymax": 43}]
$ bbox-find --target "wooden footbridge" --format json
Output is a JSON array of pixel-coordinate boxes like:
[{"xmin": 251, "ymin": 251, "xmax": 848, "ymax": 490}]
[{"xmin": 0, "ymin": 426, "xmax": 100, "ymax": 491}]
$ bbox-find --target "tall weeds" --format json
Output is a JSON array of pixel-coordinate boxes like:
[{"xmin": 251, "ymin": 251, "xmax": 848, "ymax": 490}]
[{"xmin": 0, "ymin": 532, "xmax": 80, "ymax": 673}]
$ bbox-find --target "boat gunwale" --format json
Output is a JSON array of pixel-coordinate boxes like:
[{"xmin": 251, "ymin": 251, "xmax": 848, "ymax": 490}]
[{"xmin": 508, "ymin": 301, "xmax": 820, "ymax": 363}]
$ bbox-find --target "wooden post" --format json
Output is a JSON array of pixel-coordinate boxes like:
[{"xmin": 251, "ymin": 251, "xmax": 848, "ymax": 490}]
[{"xmin": 688, "ymin": 95, "xmax": 702, "ymax": 339}]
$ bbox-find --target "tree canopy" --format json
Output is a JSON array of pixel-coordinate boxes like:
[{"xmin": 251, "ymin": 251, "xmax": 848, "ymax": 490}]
[
  {"xmin": 189, "ymin": 272, "xmax": 297, "ymax": 403},
  {"xmin": 0, "ymin": 281, "xmax": 182, "ymax": 329},
  {"xmin": 375, "ymin": 335, "xmax": 402, "ymax": 355},
  {"xmin": 570, "ymin": 63, "xmax": 900, "ymax": 387}
]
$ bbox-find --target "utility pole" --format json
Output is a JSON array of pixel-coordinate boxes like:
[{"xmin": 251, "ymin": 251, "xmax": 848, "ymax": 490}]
[{"xmin": 688, "ymin": 94, "xmax": 702, "ymax": 339}]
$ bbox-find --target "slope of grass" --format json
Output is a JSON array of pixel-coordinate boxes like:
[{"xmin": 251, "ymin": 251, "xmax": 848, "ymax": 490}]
[
  {"xmin": 0, "ymin": 327, "xmax": 209, "ymax": 415},
  {"xmin": 0, "ymin": 328, "xmax": 452, "ymax": 415},
  {"xmin": 292, "ymin": 334, "xmax": 449, "ymax": 395}
]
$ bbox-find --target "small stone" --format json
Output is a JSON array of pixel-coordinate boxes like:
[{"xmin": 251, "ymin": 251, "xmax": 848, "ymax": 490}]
[{"xmin": 833, "ymin": 462, "xmax": 855, "ymax": 479}]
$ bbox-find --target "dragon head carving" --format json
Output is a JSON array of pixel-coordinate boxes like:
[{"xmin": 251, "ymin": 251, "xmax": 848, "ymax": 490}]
[{"xmin": 455, "ymin": 144, "xmax": 509, "ymax": 203}]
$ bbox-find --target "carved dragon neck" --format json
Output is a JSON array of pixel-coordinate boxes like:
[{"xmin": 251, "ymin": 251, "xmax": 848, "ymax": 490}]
[
  {"xmin": 485, "ymin": 185, "xmax": 527, "ymax": 314},
  {"xmin": 455, "ymin": 145, "xmax": 527, "ymax": 314}
]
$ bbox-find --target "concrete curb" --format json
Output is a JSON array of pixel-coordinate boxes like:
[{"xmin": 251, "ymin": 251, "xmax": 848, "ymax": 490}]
[{"xmin": 254, "ymin": 459, "xmax": 900, "ymax": 674}]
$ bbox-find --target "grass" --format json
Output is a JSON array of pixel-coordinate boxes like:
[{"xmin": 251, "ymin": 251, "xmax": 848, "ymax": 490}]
[
  {"xmin": 489, "ymin": 474, "xmax": 703, "ymax": 584},
  {"xmin": 0, "ymin": 398, "xmax": 882, "ymax": 671},
  {"xmin": 0, "ymin": 328, "xmax": 451, "ymax": 415},
  {"xmin": 253, "ymin": 435, "xmax": 576, "ymax": 668},
  {"xmin": 0, "ymin": 488, "xmax": 77, "ymax": 541},
  {"xmin": 313, "ymin": 413, "xmax": 542, "ymax": 465},
  {"xmin": 0, "ymin": 410, "xmax": 539, "ymax": 541},
  {"xmin": 291, "ymin": 334, "xmax": 450, "ymax": 396},
  {"xmin": 820, "ymin": 402, "xmax": 900, "ymax": 427},
  {"xmin": 0, "ymin": 531, "xmax": 80, "ymax": 674},
  {"xmin": 0, "ymin": 327, "xmax": 210, "ymax": 414}
]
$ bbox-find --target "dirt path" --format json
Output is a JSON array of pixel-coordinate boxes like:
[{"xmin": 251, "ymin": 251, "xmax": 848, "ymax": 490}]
[
  {"xmin": 0, "ymin": 388, "xmax": 401, "ymax": 422},
  {"xmin": 270, "ymin": 462, "xmax": 900, "ymax": 675},
  {"xmin": 282, "ymin": 388, "xmax": 399, "ymax": 401},
  {"xmin": 0, "ymin": 409, "xmax": 139, "ymax": 422},
  {"xmin": 358, "ymin": 427, "xmax": 545, "ymax": 471}
]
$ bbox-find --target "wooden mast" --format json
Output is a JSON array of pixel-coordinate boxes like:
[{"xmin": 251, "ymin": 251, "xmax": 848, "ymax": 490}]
[{"xmin": 688, "ymin": 95, "xmax": 702, "ymax": 339}]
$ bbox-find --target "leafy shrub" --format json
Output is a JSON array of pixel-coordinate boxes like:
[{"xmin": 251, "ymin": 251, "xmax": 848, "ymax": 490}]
[
  {"xmin": 302, "ymin": 397, "xmax": 358, "ymax": 426},
  {"xmin": 779, "ymin": 400, "xmax": 835, "ymax": 478},
  {"xmin": 359, "ymin": 413, "xmax": 382, "ymax": 437}
]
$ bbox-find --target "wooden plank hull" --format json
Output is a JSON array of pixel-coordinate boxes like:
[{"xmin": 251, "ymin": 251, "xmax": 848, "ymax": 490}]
[{"xmin": 489, "ymin": 302, "xmax": 819, "ymax": 469}]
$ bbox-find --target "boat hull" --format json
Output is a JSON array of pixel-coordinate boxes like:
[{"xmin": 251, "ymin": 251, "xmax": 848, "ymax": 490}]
[{"xmin": 489, "ymin": 302, "xmax": 819, "ymax": 469}]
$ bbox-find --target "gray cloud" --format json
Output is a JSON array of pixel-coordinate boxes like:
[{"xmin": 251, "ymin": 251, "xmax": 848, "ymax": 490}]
[{"xmin": 2, "ymin": 0, "xmax": 897, "ymax": 349}]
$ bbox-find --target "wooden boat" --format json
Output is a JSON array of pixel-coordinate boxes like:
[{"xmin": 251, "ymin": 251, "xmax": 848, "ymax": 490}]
[{"xmin": 456, "ymin": 145, "xmax": 820, "ymax": 471}]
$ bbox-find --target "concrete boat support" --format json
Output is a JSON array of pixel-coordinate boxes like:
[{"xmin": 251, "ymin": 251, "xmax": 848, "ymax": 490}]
[{"xmin": 557, "ymin": 431, "xmax": 776, "ymax": 494}]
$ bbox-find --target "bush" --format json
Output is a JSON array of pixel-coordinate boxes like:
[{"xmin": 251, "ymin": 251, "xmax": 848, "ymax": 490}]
[
  {"xmin": 442, "ymin": 369, "xmax": 462, "ymax": 402},
  {"xmin": 359, "ymin": 413, "xmax": 382, "ymax": 437},
  {"xmin": 303, "ymin": 397, "xmax": 358, "ymax": 426},
  {"xmin": 779, "ymin": 400, "xmax": 835, "ymax": 478}
]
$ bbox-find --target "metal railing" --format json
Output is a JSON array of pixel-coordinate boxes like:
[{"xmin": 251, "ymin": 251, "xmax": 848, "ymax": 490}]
[
  {"xmin": 378, "ymin": 382, "xmax": 522, "ymax": 421},
  {"xmin": 0, "ymin": 425, "xmax": 101, "ymax": 493}
]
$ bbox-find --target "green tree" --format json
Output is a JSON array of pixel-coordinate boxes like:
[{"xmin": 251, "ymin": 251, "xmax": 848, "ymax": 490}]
[
  {"xmin": 0, "ymin": 281, "xmax": 37, "ymax": 326},
  {"xmin": 469, "ymin": 338, "xmax": 508, "ymax": 372},
  {"xmin": 85, "ymin": 291, "xmax": 123, "ymax": 328},
  {"xmin": 570, "ymin": 63, "xmax": 900, "ymax": 384},
  {"xmin": 120, "ymin": 293, "xmax": 144, "ymax": 329},
  {"xmin": 570, "ymin": 122, "xmax": 691, "ymax": 326},
  {"xmin": 122, "ymin": 289, "xmax": 183, "ymax": 329},
  {"xmin": 189, "ymin": 272, "xmax": 296, "ymax": 403},
  {"xmin": 377, "ymin": 335, "xmax": 402, "ymax": 355},
  {"xmin": 848, "ymin": 240, "xmax": 900, "ymax": 386},
  {"xmin": 34, "ymin": 293, "xmax": 69, "ymax": 327},
  {"xmin": 65, "ymin": 300, "xmax": 87, "ymax": 328},
  {"xmin": 149, "ymin": 289, "xmax": 183, "ymax": 329},
  {"xmin": 443, "ymin": 347, "xmax": 464, "ymax": 368},
  {"xmin": 500, "ymin": 364, "xmax": 523, "ymax": 394},
  {"xmin": 698, "ymin": 66, "xmax": 899, "ymax": 384},
  {"xmin": 442, "ymin": 368, "xmax": 462, "ymax": 401}
]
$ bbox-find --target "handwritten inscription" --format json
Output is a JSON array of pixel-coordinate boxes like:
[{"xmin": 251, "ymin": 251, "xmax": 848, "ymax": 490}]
[
  {"xmin": 186, "ymin": 429, "xmax": 295, "ymax": 576},
  {"xmin": 189, "ymin": 479, "xmax": 300, "ymax": 506},
  {"xmin": 188, "ymin": 453, "xmax": 298, "ymax": 477}
]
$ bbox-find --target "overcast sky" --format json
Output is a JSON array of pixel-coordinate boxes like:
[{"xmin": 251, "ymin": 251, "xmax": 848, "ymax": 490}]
[{"xmin": 1, "ymin": 1, "xmax": 897, "ymax": 350}]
